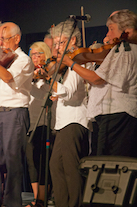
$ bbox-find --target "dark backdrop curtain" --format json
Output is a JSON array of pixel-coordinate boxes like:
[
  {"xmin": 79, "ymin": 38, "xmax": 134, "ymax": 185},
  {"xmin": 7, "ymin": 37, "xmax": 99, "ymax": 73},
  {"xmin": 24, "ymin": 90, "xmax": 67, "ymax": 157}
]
[{"xmin": 20, "ymin": 25, "xmax": 108, "ymax": 54}]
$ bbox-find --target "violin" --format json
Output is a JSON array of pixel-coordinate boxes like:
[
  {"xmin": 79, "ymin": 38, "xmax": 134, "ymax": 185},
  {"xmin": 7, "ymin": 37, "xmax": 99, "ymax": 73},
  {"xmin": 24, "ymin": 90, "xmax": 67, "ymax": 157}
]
[
  {"xmin": 37, "ymin": 42, "xmax": 115, "ymax": 78},
  {"xmin": 42, "ymin": 42, "xmax": 115, "ymax": 75},
  {"xmin": 67, "ymin": 46, "xmax": 112, "ymax": 65},
  {"xmin": 32, "ymin": 63, "xmax": 48, "ymax": 81},
  {"xmin": 0, "ymin": 47, "xmax": 17, "ymax": 68},
  {"xmin": 42, "ymin": 56, "xmax": 66, "ymax": 76},
  {"xmin": 64, "ymin": 32, "xmax": 129, "ymax": 65},
  {"xmin": 36, "ymin": 32, "xmax": 129, "ymax": 78}
]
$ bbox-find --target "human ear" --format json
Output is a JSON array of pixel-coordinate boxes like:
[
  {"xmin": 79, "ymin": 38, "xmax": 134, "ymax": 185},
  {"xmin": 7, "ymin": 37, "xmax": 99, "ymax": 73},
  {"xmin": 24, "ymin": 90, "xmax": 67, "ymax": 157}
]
[
  {"xmin": 14, "ymin": 34, "xmax": 21, "ymax": 44},
  {"xmin": 71, "ymin": 36, "xmax": 76, "ymax": 45}
]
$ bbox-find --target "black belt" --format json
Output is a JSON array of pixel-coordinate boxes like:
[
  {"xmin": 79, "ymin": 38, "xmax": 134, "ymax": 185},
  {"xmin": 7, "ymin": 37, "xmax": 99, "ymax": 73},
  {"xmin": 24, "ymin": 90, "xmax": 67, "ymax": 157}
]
[{"xmin": 0, "ymin": 107, "xmax": 27, "ymax": 112}]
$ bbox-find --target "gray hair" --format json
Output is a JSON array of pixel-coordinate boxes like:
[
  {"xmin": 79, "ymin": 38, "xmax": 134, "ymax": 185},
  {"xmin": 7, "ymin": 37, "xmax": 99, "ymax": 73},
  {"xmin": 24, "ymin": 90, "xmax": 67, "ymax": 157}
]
[
  {"xmin": 106, "ymin": 9, "xmax": 137, "ymax": 31},
  {"xmin": 50, "ymin": 19, "xmax": 81, "ymax": 47},
  {"xmin": 29, "ymin": 41, "xmax": 51, "ymax": 61},
  {"xmin": 44, "ymin": 33, "xmax": 52, "ymax": 41}
]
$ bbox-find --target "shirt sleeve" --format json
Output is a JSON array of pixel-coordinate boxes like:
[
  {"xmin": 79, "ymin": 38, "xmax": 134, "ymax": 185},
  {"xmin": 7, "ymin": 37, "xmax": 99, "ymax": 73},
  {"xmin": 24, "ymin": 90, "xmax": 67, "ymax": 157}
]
[
  {"xmin": 8, "ymin": 52, "xmax": 34, "ymax": 89},
  {"xmin": 52, "ymin": 68, "xmax": 84, "ymax": 101},
  {"xmin": 95, "ymin": 44, "xmax": 133, "ymax": 89}
]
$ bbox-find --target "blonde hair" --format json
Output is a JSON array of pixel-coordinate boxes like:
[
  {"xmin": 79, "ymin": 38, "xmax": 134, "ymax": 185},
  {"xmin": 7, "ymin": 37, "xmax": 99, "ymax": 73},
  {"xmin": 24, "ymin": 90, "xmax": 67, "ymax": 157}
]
[
  {"xmin": 50, "ymin": 19, "xmax": 81, "ymax": 47},
  {"xmin": 29, "ymin": 41, "xmax": 51, "ymax": 61}
]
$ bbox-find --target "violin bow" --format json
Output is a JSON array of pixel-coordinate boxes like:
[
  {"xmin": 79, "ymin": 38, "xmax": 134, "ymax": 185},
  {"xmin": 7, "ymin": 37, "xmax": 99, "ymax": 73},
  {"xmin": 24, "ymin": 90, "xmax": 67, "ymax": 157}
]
[
  {"xmin": 51, "ymin": 24, "xmax": 55, "ymax": 56},
  {"xmin": 81, "ymin": 6, "xmax": 86, "ymax": 48}
]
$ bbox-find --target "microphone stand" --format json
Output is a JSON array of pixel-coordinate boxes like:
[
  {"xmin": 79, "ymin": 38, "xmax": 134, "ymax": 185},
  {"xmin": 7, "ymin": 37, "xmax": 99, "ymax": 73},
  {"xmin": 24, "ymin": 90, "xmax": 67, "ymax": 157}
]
[{"xmin": 28, "ymin": 17, "xmax": 78, "ymax": 207}]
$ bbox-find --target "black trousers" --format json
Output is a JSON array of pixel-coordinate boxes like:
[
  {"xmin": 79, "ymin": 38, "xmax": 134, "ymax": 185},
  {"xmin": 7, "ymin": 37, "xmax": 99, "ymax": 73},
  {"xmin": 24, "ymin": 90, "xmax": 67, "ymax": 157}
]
[
  {"xmin": 89, "ymin": 122, "xmax": 98, "ymax": 156},
  {"xmin": 95, "ymin": 112, "xmax": 137, "ymax": 157},
  {"xmin": 0, "ymin": 108, "xmax": 30, "ymax": 207},
  {"xmin": 26, "ymin": 125, "xmax": 55, "ymax": 185},
  {"xmin": 50, "ymin": 123, "xmax": 89, "ymax": 207}
]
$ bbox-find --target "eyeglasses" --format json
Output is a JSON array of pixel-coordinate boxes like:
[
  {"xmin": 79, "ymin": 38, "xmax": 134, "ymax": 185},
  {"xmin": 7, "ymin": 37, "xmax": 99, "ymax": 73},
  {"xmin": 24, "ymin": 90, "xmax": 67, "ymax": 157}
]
[
  {"xmin": 31, "ymin": 52, "xmax": 44, "ymax": 57},
  {"xmin": 53, "ymin": 39, "xmax": 67, "ymax": 48},
  {"xmin": 0, "ymin": 34, "xmax": 16, "ymax": 42}
]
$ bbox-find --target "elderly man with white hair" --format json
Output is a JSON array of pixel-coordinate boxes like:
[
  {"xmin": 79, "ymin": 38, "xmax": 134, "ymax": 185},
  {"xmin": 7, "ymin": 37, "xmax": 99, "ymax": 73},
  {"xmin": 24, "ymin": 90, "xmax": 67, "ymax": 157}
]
[{"xmin": 0, "ymin": 22, "xmax": 33, "ymax": 207}]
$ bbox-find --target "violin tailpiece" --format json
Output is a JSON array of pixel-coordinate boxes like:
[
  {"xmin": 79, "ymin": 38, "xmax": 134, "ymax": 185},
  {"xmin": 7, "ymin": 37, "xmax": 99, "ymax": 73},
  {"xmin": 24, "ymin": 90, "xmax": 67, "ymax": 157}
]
[
  {"xmin": 123, "ymin": 42, "xmax": 131, "ymax": 51},
  {"xmin": 115, "ymin": 43, "xmax": 121, "ymax": 53}
]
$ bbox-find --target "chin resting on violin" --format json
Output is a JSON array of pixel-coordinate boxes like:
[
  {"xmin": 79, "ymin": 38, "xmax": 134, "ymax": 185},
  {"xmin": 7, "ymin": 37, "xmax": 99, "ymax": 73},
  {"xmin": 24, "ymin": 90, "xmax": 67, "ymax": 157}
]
[{"xmin": 56, "ymin": 10, "xmax": 137, "ymax": 86}]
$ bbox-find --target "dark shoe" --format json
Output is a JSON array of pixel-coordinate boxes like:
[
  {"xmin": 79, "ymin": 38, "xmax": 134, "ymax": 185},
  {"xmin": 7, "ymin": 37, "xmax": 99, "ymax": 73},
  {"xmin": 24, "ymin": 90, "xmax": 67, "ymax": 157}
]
[
  {"xmin": 34, "ymin": 199, "xmax": 44, "ymax": 207},
  {"xmin": 25, "ymin": 199, "xmax": 36, "ymax": 207}
]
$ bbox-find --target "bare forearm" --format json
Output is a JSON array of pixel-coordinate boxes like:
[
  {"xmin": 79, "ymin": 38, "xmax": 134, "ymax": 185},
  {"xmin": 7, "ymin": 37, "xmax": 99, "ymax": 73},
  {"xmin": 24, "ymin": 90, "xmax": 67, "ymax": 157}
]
[
  {"xmin": 64, "ymin": 57, "xmax": 105, "ymax": 85},
  {"xmin": 50, "ymin": 78, "xmax": 57, "ymax": 92},
  {"xmin": 0, "ymin": 65, "xmax": 13, "ymax": 83}
]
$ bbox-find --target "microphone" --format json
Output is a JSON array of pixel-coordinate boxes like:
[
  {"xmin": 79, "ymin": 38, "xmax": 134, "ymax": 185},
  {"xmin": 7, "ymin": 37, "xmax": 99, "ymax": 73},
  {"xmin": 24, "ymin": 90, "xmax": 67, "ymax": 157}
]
[{"xmin": 68, "ymin": 14, "xmax": 91, "ymax": 23}]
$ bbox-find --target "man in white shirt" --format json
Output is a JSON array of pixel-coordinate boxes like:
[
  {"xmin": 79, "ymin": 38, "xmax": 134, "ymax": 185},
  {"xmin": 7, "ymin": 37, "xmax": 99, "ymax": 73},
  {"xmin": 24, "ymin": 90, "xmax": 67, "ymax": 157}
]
[
  {"xmin": 0, "ymin": 22, "xmax": 33, "ymax": 207},
  {"xmin": 57, "ymin": 10, "xmax": 137, "ymax": 157}
]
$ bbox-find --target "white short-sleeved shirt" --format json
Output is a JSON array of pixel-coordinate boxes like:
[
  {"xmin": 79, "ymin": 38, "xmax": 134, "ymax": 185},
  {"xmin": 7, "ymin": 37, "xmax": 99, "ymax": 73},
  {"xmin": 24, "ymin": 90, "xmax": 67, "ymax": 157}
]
[
  {"xmin": 53, "ymin": 66, "xmax": 91, "ymax": 130},
  {"xmin": 0, "ymin": 47, "xmax": 34, "ymax": 107},
  {"xmin": 87, "ymin": 43, "xmax": 137, "ymax": 119}
]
